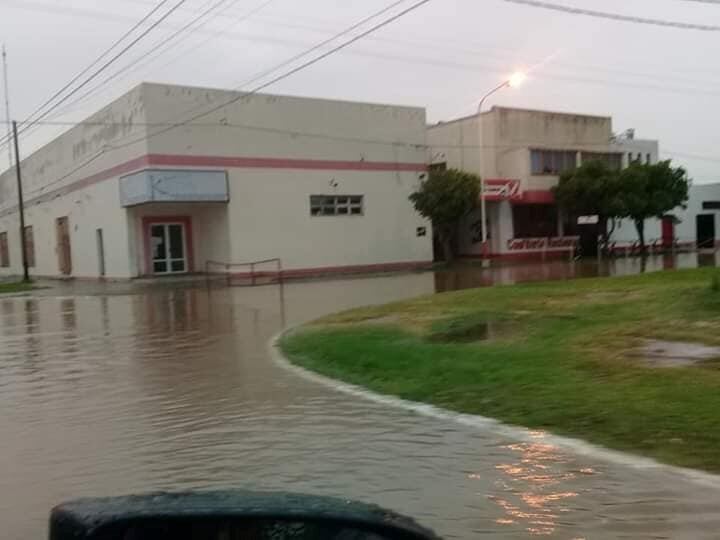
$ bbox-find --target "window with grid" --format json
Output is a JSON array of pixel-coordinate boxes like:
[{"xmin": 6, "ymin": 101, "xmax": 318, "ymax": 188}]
[
  {"xmin": 530, "ymin": 150, "xmax": 577, "ymax": 175},
  {"xmin": 0, "ymin": 232, "xmax": 8, "ymax": 267},
  {"xmin": 310, "ymin": 195, "xmax": 364, "ymax": 216}
]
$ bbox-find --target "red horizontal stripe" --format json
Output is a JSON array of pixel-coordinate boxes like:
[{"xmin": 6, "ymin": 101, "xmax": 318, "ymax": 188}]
[
  {"xmin": 0, "ymin": 154, "xmax": 425, "ymax": 218},
  {"xmin": 146, "ymin": 154, "xmax": 426, "ymax": 172}
]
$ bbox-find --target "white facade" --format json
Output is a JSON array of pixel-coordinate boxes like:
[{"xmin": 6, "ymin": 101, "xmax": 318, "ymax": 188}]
[
  {"xmin": 427, "ymin": 107, "xmax": 659, "ymax": 258},
  {"xmin": 0, "ymin": 83, "xmax": 432, "ymax": 279},
  {"xmin": 610, "ymin": 182, "xmax": 720, "ymax": 249}
]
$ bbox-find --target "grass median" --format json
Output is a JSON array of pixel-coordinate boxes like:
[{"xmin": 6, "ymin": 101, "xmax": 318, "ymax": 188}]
[
  {"xmin": 0, "ymin": 281, "xmax": 33, "ymax": 294},
  {"xmin": 281, "ymin": 267, "xmax": 720, "ymax": 472}
]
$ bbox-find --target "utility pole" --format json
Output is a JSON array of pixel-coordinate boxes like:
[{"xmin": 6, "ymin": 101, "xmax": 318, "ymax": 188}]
[
  {"xmin": 2, "ymin": 45, "xmax": 12, "ymax": 168},
  {"xmin": 12, "ymin": 121, "xmax": 29, "ymax": 282}
]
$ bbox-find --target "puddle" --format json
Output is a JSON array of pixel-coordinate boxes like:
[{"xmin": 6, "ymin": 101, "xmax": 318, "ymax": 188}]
[
  {"xmin": 638, "ymin": 339, "xmax": 720, "ymax": 368},
  {"xmin": 428, "ymin": 319, "xmax": 514, "ymax": 343}
]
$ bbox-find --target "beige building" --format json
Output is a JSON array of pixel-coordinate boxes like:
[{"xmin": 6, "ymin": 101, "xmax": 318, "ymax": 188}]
[
  {"xmin": 427, "ymin": 106, "xmax": 658, "ymax": 258},
  {"xmin": 0, "ymin": 83, "xmax": 432, "ymax": 279}
]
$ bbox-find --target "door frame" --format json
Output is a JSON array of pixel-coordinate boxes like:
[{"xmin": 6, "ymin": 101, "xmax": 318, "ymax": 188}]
[
  {"xmin": 56, "ymin": 216, "xmax": 72, "ymax": 275},
  {"xmin": 142, "ymin": 216, "xmax": 194, "ymax": 275},
  {"xmin": 696, "ymin": 214, "xmax": 716, "ymax": 249},
  {"xmin": 661, "ymin": 216, "xmax": 675, "ymax": 248}
]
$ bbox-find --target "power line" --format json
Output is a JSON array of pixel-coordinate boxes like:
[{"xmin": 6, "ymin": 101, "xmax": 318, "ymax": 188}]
[
  {"xmin": 46, "ymin": 0, "xmax": 274, "ymax": 122},
  {"xmin": 502, "ymin": 0, "xmax": 720, "ymax": 31},
  {"xmin": 0, "ymin": 0, "xmax": 175, "ymax": 152},
  {"xmin": 230, "ymin": 0, "xmax": 410, "ymax": 97},
  {"xmin": 107, "ymin": 0, "xmax": 435, "ymax": 152},
  {"xmin": 98, "ymin": 0, "xmax": 415, "ymax": 150},
  {"xmin": 20, "ymin": 0, "xmax": 173, "ymax": 129},
  {"xmin": 7, "ymin": 0, "xmax": 435, "ymax": 198},
  {"xmin": 664, "ymin": 150, "xmax": 720, "ymax": 163},
  {"xmin": 10, "ymin": 0, "xmax": 189, "ymax": 144}
]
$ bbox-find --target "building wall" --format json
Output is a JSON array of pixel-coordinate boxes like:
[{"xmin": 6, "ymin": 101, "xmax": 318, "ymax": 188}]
[
  {"xmin": 0, "ymin": 83, "xmax": 432, "ymax": 279},
  {"xmin": 138, "ymin": 83, "xmax": 432, "ymax": 273},
  {"xmin": 426, "ymin": 115, "xmax": 482, "ymax": 175},
  {"xmin": 610, "ymin": 182, "xmax": 720, "ymax": 246},
  {"xmin": 612, "ymin": 138, "xmax": 660, "ymax": 168},
  {"xmin": 485, "ymin": 107, "xmax": 613, "ymax": 192},
  {"xmin": 0, "ymin": 86, "xmax": 150, "ymax": 279}
]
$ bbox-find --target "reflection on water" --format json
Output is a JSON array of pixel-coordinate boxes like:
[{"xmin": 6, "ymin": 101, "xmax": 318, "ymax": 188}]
[
  {"xmin": 1, "ymin": 264, "xmax": 720, "ymax": 539},
  {"xmin": 434, "ymin": 252, "xmax": 718, "ymax": 292},
  {"xmin": 491, "ymin": 432, "xmax": 581, "ymax": 536}
]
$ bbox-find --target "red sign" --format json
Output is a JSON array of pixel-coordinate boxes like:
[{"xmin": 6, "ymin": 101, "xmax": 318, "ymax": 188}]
[
  {"xmin": 483, "ymin": 179, "xmax": 522, "ymax": 201},
  {"xmin": 507, "ymin": 237, "xmax": 579, "ymax": 252}
]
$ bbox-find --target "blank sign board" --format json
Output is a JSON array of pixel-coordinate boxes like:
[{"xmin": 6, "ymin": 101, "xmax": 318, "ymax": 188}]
[{"xmin": 120, "ymin": 169, "xmax": 229, "ymax": 207}]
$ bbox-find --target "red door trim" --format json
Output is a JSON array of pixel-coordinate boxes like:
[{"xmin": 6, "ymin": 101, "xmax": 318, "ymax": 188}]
[{"xmin": 142, "ymin": 216, "xmax": 194, "ymax": 275}]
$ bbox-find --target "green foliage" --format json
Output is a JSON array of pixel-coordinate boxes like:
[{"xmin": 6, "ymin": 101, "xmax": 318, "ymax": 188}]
[
  {"xmin": 619, "ymin": 161, "xmax": 690, "ymax": 220},
  {"xmin": 0, "ymin": 281, "xmax": 33, "ymax": 294},
  {"xmin": 618, "ymin": 161, "xmax": 690, "ymax": 249},
  {"xmin": 409, "ymin": 168, "xmax": 480, "ymax": 260},
  {"xmin": 712, "ymin": 274, "xmax": 720, "ymax": 293},
  {"xmin": 553, "ymin": 160, "xmax": 624, "ymax": 220},
  {"xmin": 283, "ymin": 268, "xmax": 720, "ymax": 472}
]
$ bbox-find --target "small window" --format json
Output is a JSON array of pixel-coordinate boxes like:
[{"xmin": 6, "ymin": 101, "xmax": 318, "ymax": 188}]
[
  {"xmin": 24, "ymin": 226, "xmax": 35, "ymax": 268},
  {"xmin": 702, "ymin": 201, "xmax": 720, "ymax": 210},
  {"xmin": 429, "ymin": 162, "xmax": 447, "ymax": 173},
  {"xmin": 0, "ymin": 232, "xmax": 8, "ymax": 267},
  {"xmin": 310, "ymin": 195, "xmax": 364, "ymax": 216},
  {"xmin": 646, "ymin": 153, "xmax": 651, "ymax": 164}
]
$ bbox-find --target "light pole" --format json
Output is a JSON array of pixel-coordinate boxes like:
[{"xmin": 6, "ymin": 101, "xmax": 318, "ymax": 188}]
[{"xmin": 477, "ymin": 72, "xmax": 526, "ymax": 257}]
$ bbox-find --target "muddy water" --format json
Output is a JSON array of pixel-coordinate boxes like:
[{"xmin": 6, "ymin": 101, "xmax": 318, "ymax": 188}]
[{"xmin": 1, "ymin": 262, "xmax": 720, "ymax": 538}]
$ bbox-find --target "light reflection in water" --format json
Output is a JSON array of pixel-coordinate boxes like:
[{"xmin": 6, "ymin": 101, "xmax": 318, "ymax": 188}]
[{"xmin": 486, "ymin": 431, "xmax": 584, "ymax": 536}]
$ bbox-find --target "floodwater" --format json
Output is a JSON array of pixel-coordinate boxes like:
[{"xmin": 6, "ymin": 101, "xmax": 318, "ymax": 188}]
[{"xmin": 2, "ymin": 256, "xmax": 720, "ymax": 539}]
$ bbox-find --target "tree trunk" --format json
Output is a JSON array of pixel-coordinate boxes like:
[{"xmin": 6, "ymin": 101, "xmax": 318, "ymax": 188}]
[
  {"xmin": 441, "ymin": 235, "xmax": 454, "ymax": 263},
  {"xmin": 634, "ymin": 219, "xmax": 646, "ymax": 253}
]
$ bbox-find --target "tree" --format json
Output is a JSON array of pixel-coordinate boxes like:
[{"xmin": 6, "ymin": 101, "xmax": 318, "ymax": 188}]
[
  {"xmin": 409, "ymin": 168, "xmax": 480, "ymax": 262},
  {"xmin": 552, "ymin": 160, "xmax": 624, "ymax": 248},
  {"xmin": 618, "ymin": 160, "xmax": 690, "ymax": 251}
]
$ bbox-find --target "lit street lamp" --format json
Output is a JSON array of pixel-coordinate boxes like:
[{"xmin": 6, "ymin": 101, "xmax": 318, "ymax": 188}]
[{"xmin": 477, "ymin": 72, "xmax": 526, "ymax": 257}]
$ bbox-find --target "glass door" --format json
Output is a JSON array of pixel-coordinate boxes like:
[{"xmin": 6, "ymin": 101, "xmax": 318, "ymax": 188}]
[{"xmin": 150, "ymin": 223, "xmax": 187, "ymax": 274}]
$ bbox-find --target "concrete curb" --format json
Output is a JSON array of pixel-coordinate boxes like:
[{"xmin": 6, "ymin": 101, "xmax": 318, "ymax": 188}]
[{"xmin": 270, "ymin": 331, "xmax": 720, "ymax": 489}]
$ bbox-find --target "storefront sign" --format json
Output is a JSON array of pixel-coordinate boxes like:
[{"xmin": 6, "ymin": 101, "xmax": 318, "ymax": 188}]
[
  {"xmin": 577, "ymin": 215, "xmax": 600, "ymax": 225},
  {"xmin": 483, "ymin": 179, "xmax": 522, "ymax": 201},
  {"xmin": 507, "ymin": 236, "xmax": 579, "ymax": 252}
]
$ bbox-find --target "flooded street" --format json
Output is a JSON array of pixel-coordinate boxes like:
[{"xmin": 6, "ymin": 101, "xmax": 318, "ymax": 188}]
[{"xmin": 2, "ymin": 257, "xmax": 720, "ymax": 539}]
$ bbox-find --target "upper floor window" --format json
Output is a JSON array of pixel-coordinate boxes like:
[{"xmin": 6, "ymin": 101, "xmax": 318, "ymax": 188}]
[
  {"xmin": 581, "ymin": 152, "xmax": 623, "ymax": 171},
  {"xmin": 310, "ymin": 195, "xmax": 364, "ymax": 217},
  {"xmin": 530, "ymin": 150, "xmax": 577, "ymax": 175},
  {"xmin": 429, "ymin": 162, "xmax": 447, "ymax": 173}
]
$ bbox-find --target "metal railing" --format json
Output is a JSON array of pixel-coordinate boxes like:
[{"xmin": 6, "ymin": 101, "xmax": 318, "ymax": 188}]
[
  {"xmin": 606, "ymin": 237, "xmax": 716, "ymax": 257},
  {"xmin": 206, "ymin": 258, "xmax": 283, "ymax": 287}
]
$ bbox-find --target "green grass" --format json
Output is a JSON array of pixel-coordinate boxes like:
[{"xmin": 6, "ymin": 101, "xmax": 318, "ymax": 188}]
[
  {"xmin": 0, "ymin": 280, "xmax": 33, "ymax": 294},
  {"xmin": 281, "ymin": 267, "xmax": 720, "ymax": 472}
]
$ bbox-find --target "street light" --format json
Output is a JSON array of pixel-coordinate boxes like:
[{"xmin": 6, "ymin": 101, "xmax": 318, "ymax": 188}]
[{"xmin": 477, "ymin": 71, "xmax": 526, "ymax": 258}]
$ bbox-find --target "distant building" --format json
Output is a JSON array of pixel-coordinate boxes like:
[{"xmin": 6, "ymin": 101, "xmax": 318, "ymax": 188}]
[
  {"xmin": 609, "ymin": 182, "xmax": 720, "ymax": 250},
  {"xmin": 0, "ymin": 83, "xmax": 432, "ymax": 279},
  {"xmin": 427, "ymin": 106, "xmax": 659, "ymax": 259}
]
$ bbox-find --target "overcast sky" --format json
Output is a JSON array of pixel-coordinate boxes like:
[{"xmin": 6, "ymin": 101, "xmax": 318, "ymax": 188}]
[{"xmin": 1, "ymin": 0, "xmax": 719, "ymax": 182}]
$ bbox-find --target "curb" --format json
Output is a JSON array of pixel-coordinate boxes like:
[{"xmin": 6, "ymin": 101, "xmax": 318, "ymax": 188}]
[{"xmin": 270, "ymin": 331, "xmax": 720, "ymax": 489}]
